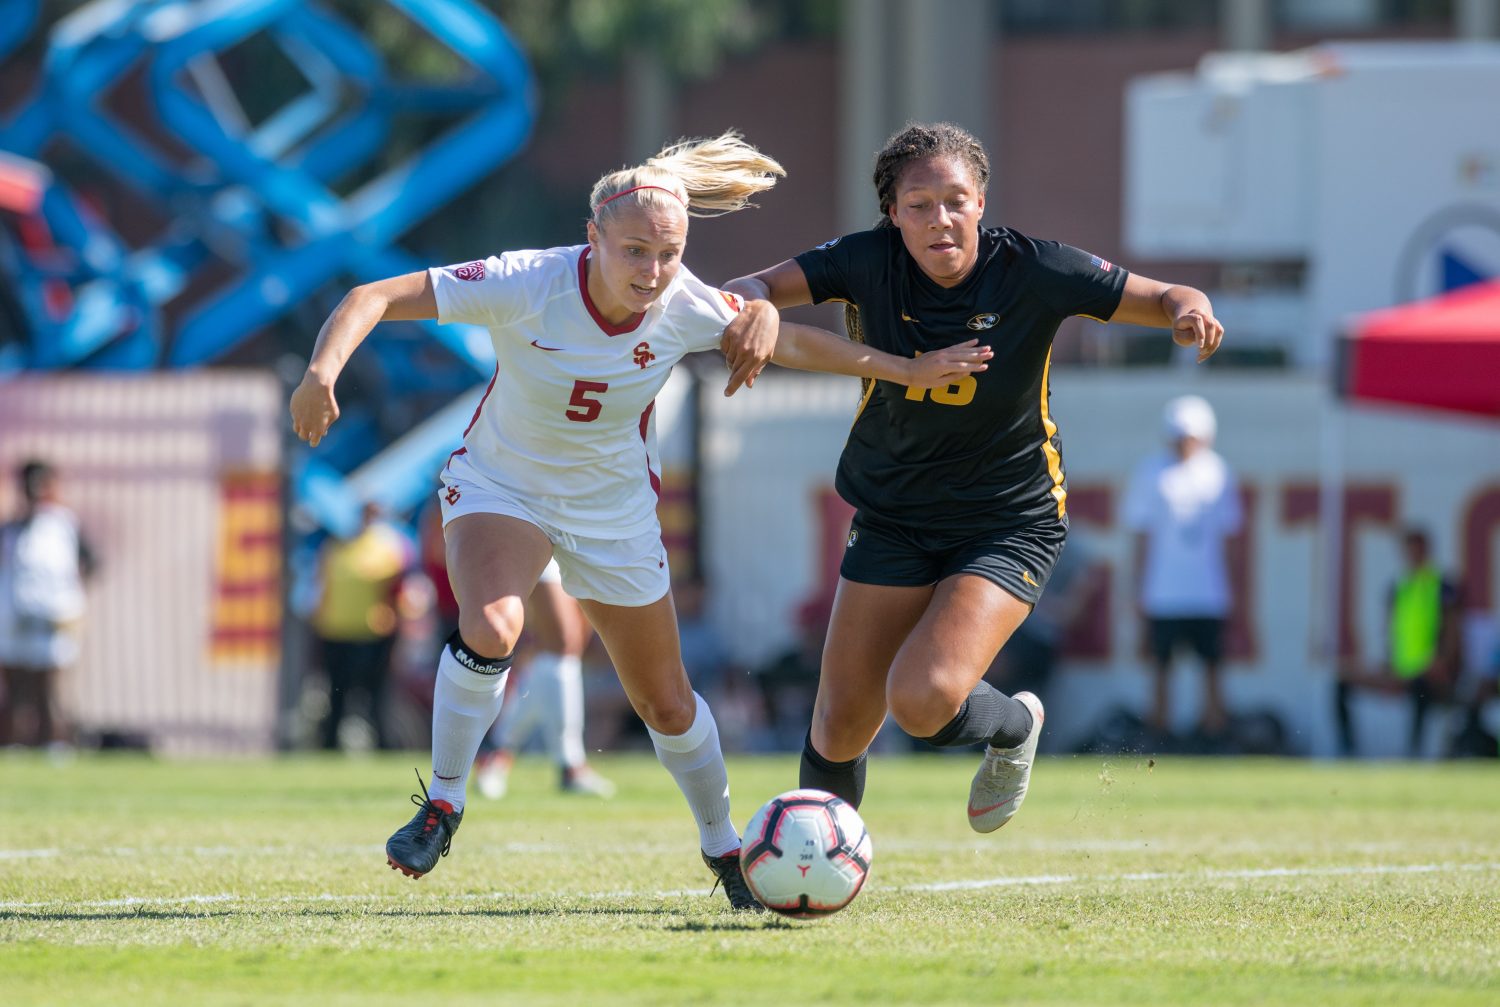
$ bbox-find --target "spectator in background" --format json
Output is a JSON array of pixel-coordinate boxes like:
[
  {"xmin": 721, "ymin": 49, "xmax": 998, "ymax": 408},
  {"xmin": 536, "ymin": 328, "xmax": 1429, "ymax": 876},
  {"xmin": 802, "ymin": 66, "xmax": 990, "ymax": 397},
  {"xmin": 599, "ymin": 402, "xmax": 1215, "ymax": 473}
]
[
  {"xmin": 674, "ymin": 577, "xmax": 756, "ymax": 751},
  {"xmin": 1447, "ymin": 645, "xmax": 1499, "ymax": 759},
  {"xmin": 1123, "ymin": 395, "xmax": 1243, "ymax": 741},
  {"xmin": 749, "ymin": 597, "xmax": 829, "ymax": 751},
  {"xmin": 983, "ymin": 530, "xmax": 1106, "ymax": 723},
  {"xmin": 0, "ymin": 459, "xmax": 96, "ymax": 748},
  {"xmin": 473, "ymin": 562, "xmax": 616, "ymax": 800},
  {"xmin": 674, "ymin": 576, "xmax": 735, "ymax": 704},
  {"xmin": 419, "ymin": 495, "xmax": 460, "ymax": 646},
  {"xmin": 1335, "ymin": 527, "xmax": 1461, "ymax": 758},
  {"xmin": 311, "ymin": 501, "xmax": 414, "ymax": 751}
]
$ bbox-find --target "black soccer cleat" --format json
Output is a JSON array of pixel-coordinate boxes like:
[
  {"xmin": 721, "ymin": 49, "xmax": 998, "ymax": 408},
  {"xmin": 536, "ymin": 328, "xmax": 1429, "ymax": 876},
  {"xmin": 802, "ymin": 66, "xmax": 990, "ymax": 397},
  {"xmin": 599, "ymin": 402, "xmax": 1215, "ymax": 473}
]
[
  {"xmin": 386, "ymin": 770, "xmax": 464, "ymax": 879},
  {"xmin": 703, "ymin": 849, "xmax": 764, "ymax": 912}
]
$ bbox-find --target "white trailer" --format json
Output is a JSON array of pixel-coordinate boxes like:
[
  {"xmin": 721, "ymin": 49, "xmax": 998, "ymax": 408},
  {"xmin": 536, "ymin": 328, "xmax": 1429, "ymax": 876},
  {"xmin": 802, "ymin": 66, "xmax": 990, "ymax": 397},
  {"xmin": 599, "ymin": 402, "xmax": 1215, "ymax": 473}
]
[{"xmin": 1125, "ymin": 41, "xmax": 1500, "ymax": 367}]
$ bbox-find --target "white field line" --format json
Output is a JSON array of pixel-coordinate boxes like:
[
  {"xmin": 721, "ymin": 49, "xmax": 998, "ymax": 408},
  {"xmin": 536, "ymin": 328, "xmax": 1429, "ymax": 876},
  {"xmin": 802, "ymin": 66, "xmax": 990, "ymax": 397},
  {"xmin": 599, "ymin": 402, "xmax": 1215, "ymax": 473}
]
[
  {"xmin": 0, "ymin": 835, "xmax": 1479, "ymax": 862},
  {"xmin": 905, "ymin": 860, "xmax": 1500, "ymax": 892},
  {"xmin": 3, "ymin": 861, "xmax": 1497, "ymax": 912},
  {"xmin": 0, "ymin": 838, "xmax": 1160, "ymax": 861}
]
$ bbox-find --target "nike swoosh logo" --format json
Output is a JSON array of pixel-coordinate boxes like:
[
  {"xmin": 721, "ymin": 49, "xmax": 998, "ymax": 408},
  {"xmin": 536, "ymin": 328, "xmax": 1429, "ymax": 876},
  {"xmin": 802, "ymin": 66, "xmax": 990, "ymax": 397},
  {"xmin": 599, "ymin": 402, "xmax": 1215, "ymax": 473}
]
[
  {"xmin": 1022, "ymin": 571, "xmax": 1038, "ymax": 587},
  {"xmin": 530, "ymin": 340, "xmax": 563, "ymax": 351},
  {"xmin": 967, "ymin": 796, "xmax": 1018, "ymax": 818}
]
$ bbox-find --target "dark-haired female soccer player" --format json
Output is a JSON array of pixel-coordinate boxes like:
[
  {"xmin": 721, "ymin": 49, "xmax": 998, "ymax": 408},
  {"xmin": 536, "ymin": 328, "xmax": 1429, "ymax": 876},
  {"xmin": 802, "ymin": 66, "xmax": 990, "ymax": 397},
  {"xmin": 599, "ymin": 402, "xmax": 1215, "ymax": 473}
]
[{"xmin": 726, "ymin": 121, "xmax": 1223, "ymax": 831}]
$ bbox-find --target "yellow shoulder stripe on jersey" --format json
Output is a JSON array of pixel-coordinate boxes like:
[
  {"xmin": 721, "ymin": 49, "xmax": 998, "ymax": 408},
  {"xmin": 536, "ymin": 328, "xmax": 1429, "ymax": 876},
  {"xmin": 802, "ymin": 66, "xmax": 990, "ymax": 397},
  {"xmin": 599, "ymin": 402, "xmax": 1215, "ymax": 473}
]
[
  {"xmin": 1040, "ymin": 349, "xmax": 1066, "ymax": 519},
  {"xmin": 1076, "ymin": 313, "xmax": 1110, "ymax": 324}
]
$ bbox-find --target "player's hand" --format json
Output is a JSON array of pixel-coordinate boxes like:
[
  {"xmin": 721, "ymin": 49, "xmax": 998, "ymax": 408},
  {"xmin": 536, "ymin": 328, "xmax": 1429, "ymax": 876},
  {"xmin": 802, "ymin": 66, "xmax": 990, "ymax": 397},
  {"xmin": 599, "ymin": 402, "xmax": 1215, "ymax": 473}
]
[
  {"xmin": 289, "ymin": 371, "xmax": 340, "ymax": 447},
  {"xmin": 721, "ymin": 298, "xmax": 779, "ymax": 396},
  {"xmin": 906, "ymin": 339, "xmax": 992, "ymax": 388},
  {"xmin": 1172, "ymin": 309, "xmax": 1224, "ymax": 363}
]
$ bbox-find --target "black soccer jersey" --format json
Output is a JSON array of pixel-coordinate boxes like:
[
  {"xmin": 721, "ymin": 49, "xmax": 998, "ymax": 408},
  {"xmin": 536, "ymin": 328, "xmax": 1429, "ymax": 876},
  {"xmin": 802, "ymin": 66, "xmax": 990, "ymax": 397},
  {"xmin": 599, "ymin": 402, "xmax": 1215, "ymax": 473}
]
[{"xmin": 794, "ymin": 225, "xmax": 1127, "ymax": 533}]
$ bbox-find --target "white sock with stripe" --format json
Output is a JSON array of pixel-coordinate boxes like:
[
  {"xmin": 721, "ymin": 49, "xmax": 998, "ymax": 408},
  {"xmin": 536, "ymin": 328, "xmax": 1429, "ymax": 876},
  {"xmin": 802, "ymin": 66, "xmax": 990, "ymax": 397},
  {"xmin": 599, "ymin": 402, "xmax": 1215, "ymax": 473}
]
[{"xmin": 429, "ymin": 637, "xmax": 511, "ymax": 811}]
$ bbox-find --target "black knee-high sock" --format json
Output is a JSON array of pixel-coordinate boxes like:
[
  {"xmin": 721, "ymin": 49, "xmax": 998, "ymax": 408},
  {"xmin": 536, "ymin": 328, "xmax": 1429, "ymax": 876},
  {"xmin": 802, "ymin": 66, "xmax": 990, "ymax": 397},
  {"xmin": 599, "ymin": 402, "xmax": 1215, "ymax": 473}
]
[
  {"xmin": 921, "ymin": 681, "xmax": 1034, "ymax": 750},
  {"xmin": 800, "ymin": 732, "xmax": 868, "ymax": 810},
  {"xmin": 1334, "ymin": 680, "xmax": 1356, "ymax": 755}
]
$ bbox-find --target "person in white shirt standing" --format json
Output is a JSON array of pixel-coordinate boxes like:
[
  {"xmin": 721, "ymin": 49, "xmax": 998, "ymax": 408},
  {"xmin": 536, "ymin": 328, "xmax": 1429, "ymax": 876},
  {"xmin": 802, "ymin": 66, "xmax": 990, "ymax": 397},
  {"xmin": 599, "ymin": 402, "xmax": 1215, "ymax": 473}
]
[
  {"xmin": 0, "ymin": 459, "xmax": 95, "ymax": 748},
  {"xmin": 1123, "ymin": 395, "xmax": 1243, "ymax": 741},
  {"xmin": 289, "ymin": 131, "xmax": 988, "ymax": 910}
]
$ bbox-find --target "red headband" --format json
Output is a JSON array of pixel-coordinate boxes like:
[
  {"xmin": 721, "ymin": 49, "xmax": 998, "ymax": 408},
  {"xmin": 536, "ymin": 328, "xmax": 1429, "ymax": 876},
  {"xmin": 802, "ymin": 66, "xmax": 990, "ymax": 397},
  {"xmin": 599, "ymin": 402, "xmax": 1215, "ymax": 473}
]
[{"xmin": 593, "ymin": 184, "xmax": 686, "ymax": 214}]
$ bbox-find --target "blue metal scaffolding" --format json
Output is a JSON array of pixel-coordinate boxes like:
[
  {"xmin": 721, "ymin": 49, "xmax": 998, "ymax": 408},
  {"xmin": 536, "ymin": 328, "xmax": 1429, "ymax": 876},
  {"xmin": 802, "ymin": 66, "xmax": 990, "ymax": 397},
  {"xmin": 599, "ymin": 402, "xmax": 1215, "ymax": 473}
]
[{"xmin": 0, "ymin": 0, "xmax": 534, "ymax": 535}]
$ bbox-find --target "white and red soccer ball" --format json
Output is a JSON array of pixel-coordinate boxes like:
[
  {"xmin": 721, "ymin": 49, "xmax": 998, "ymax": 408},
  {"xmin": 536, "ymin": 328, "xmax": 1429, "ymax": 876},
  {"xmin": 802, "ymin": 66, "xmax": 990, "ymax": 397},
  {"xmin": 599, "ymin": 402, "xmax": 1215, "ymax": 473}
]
[{"xmin": 740, "ymin": 788, "xmax": 872, "ymax": 918}]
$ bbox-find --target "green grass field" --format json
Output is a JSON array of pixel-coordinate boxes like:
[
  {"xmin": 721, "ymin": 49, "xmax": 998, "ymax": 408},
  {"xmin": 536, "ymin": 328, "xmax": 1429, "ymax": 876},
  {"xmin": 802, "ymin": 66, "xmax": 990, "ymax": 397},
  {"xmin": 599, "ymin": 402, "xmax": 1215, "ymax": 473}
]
[{"xmin": 2, "ymin": 752, "xmax": 1497, "ymax": 1006}]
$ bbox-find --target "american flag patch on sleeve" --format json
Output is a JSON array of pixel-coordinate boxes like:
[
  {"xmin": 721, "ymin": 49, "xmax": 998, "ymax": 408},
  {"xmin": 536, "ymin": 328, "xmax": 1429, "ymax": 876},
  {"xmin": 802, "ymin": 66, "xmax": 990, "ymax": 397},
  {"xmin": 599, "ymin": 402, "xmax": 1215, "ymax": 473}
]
[{"xmin": 1089, "ymin": 254, "xmax": 1114, "ymax": 272}]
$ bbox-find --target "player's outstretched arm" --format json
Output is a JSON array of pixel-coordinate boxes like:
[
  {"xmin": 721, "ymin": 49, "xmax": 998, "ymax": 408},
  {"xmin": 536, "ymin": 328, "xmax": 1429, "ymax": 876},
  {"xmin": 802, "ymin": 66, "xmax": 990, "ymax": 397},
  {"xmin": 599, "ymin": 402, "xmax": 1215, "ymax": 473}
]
[
  {"xmin": 773, "ymin": 323, "xmax": 991, "ymax": 388},
  {"xmin": 290, "ymin": 271, "xmax": 437, "ymax": 446},
  {"xmin": 1110, "ymin": 273, "xmax": 1225, "ymax": 363},
  {"xmin": 718, "ymin": 259, "xmax": 816, "ymax": 396}
]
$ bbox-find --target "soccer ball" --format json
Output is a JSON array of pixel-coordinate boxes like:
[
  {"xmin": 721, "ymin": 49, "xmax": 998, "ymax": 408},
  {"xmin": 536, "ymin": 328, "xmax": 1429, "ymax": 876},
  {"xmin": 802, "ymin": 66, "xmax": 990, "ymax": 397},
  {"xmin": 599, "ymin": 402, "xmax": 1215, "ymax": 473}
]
[{"xmin": 740, "ymin": 788, "xmax": 872, "ymax": 918}]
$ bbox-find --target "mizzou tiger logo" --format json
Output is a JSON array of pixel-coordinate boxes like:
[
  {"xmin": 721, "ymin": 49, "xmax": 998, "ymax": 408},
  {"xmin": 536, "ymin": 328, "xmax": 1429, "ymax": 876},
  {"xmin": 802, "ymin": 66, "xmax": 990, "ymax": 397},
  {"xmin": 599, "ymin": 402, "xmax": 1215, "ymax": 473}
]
[{"xmin": 967, "ymin": 312, "xmax": 1000, "ymax": 331}]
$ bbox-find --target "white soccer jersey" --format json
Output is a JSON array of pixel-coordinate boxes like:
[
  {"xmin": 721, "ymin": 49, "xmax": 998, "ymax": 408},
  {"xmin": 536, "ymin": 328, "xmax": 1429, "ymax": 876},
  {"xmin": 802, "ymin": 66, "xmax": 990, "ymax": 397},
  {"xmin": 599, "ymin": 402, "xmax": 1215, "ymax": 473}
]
[{"xmin": 429, "ymin": 245, "xmax": 742, "ymax": 538}]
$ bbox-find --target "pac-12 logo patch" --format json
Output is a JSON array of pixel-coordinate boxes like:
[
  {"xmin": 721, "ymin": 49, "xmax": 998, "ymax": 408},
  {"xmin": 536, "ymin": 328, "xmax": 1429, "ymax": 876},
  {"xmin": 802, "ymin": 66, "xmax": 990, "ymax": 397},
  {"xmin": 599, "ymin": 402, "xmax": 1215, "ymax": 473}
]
[
  {"xmin": 967, "ymin": 312, "xmax": 1000, "ymax": 330},
  {"xmin": 816, "ymin": 236, "xmax": 841, "ymax": 250},
  {"xmin": 455, "ymin": 261, "xmax": 486, "ymax": 281}
]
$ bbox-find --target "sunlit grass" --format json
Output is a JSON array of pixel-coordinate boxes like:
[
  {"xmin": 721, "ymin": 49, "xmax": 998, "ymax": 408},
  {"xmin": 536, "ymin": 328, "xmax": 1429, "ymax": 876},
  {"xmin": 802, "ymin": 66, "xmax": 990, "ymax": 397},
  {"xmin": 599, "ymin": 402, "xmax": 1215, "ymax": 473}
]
[{"xmin": 2, "ymin": 752, "xmax": 1497, "ymax": 1005}]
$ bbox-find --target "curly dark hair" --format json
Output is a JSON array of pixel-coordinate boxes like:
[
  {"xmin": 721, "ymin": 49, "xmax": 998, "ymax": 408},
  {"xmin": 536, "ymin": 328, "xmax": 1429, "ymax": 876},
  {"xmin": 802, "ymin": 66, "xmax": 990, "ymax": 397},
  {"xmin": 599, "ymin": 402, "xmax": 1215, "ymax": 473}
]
[
  {"xmin": 843, "ymin": 123, "xmax": 991, "ymax": 393},
  {"xmin": 871, "ymin": 121, "xmax": 990, "ymax": 223}
]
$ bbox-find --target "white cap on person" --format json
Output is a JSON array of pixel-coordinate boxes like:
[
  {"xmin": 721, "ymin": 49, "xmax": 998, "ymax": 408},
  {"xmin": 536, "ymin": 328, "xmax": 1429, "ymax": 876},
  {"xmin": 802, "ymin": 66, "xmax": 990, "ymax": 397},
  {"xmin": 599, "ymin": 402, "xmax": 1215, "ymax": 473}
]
[{"xmin": 1162, "ymin": 395, "xmax": 1216, "ymax": 444}]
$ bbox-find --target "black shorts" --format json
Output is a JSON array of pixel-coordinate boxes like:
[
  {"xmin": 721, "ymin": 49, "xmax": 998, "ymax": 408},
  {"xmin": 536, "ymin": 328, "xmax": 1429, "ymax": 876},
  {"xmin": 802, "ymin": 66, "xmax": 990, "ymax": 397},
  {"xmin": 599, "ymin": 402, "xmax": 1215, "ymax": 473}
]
[
  {"xmin": 1148, "ymin": 617, "xmax": 1225, "ymax": 666},
  {"xmin": 839, "ymin": 511, "xmax": 1067, "ymax": 607}
]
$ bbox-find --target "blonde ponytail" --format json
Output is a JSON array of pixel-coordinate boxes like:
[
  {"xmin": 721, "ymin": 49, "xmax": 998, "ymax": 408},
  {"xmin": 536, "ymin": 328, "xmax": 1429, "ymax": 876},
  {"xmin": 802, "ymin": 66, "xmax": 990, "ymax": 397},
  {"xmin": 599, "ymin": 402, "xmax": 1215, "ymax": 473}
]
[{"xmin": 590, "ymin": 130, "xmax": 784, "ymax": 225}]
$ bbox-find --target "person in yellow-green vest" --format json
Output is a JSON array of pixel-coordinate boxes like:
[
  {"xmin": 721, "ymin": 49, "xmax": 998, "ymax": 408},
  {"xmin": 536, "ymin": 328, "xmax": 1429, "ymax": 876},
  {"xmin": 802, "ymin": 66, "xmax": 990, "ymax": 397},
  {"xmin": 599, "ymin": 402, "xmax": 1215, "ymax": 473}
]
[
  {"xmin": 312, "ymin": 502, "xmax": 415, "ymax": 750},
  {"xmin": 1335, "ymin": 528, "xmax": 1461, "ymax": 757}
]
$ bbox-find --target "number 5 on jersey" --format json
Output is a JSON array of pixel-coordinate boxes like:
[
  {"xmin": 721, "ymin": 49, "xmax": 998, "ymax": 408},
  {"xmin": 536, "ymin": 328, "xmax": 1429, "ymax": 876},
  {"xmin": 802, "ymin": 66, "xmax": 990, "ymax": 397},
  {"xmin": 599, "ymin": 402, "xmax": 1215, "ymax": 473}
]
[{"xmin": 567, "ymin": 380, "xmax": 608, "ymax": 422}]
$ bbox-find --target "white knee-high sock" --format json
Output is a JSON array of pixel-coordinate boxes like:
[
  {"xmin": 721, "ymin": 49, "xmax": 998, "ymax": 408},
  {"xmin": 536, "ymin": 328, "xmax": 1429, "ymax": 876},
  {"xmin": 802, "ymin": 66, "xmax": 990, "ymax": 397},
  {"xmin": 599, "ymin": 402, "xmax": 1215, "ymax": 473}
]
[
  {"xmin": 489, "ymin": 664, "xmax": 543, "ymax": 751},
  {"xmin": 648, "ymin": 692, "xmax": 740, "ymax": 857},
  {"xmin": 429, "ymin": 638, "xmax": 511, "ymax": 811},
  {"xmin": 503, "ymin": 651, "xmax": 563, "ymax": 762},
  {"xmin": 554, "ymin": 654, "xmax": 586, "ymax": 770}
]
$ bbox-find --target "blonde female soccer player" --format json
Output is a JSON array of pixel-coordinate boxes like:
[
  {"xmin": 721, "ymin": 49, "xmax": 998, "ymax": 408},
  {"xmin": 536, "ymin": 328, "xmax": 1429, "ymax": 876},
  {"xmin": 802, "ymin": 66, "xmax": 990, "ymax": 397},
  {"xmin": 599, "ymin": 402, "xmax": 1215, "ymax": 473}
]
[{"xmin": 290, "ymin": 131, "xmax": 988, "ymax": 910}]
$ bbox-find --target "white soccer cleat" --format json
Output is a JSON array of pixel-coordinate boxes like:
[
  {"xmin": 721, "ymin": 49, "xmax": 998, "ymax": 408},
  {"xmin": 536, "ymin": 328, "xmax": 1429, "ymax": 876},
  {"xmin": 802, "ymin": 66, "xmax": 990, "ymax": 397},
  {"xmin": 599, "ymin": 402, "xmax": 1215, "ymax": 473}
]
[
  {"xmin": 561, "ymin": 765, "xmax": 617, "ymax": 799},
  {"xmin": 966, "ymin": 691, "xmax": 1045, "ymax": 834},
  {"xmin": 474, "ymin": 752, "xmax": 512, "ymax": 801}
]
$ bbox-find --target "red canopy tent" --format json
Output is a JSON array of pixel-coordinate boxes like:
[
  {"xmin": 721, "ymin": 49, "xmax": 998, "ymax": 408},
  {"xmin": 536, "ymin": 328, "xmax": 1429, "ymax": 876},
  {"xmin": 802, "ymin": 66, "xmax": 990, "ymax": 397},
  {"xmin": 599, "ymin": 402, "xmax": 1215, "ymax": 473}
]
[
  {"xmin": 1339, "ymin": 279, "xmax": 1500, "ymax": 419},
  {"xmin": 1321, "ymin": 281, "xmax": 1500, "ymax": 667}
]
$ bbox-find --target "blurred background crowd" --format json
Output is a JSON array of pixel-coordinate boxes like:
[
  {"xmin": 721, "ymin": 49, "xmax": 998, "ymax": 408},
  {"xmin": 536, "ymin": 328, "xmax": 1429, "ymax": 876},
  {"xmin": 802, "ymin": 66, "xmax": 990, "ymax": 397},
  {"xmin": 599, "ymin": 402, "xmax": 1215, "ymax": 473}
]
[{"xmin": 2, "ymin": 0, "xmax": 1498, "ymax": 765}]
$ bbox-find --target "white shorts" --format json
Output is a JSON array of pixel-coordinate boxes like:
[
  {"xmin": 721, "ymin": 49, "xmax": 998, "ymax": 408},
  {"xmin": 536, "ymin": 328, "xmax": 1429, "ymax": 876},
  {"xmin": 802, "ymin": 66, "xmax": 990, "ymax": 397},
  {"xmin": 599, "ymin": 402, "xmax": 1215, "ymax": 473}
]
[
  {"xmin": 439, "ymin": 453, "xmax": 670, "ymax": 608},
  {"xmin": 538, "ymin": 558, "xmax": 562, "ymax": 585}
]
